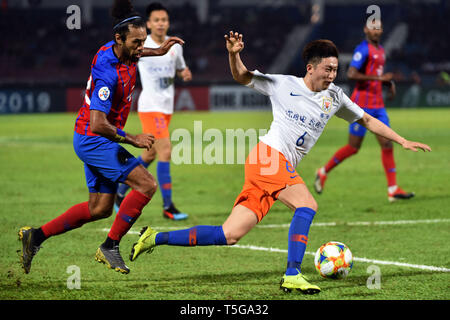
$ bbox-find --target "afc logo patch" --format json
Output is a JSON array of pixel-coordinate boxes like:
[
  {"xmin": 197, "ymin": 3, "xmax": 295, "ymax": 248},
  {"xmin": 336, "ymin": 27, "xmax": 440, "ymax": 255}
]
[{"xmin": 98, "ymin": 86, "xmax": 110, "ymax": 101}]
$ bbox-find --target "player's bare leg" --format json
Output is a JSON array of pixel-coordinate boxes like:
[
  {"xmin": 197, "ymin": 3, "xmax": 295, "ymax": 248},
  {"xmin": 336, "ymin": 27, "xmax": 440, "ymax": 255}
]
[
  {"xmin": 222, "ymin": 204, "xmax": 258, "ymax": 245},
  {"xmin": 277, "ymin": 184, "xmax": 320, "ymax": 294},
  {"xmin": 88, "ymin": 193, "xmax": 115, "ymax": 220},
  {"xmin": 315, "ymin": 134, "xmax": 362, "ymax": 194},
  {"xmin": 278, "ymin": 183, "xmax": 318, "ymax": 211},
  {"xmin": 115, "ymin": 147, "xmax": 156, "ymax": 211},
  {"xmin": 376, "ymin": 134, "xmax": 414, "ymax": 202}
]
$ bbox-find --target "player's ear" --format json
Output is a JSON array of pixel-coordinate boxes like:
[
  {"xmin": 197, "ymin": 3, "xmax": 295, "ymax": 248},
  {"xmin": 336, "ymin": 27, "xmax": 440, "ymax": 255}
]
[
  {"xmin": 114, "ymin": 32, "xmax": 124, "ymax": 45},
  {"xmin": 306, "ymin": 63, "xmax": 315, "ymax": 74}
]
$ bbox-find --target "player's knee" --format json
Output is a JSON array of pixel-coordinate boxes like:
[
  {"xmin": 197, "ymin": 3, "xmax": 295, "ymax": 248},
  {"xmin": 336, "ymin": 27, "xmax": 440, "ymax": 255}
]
[
  {"xmin": 90, "ymin": 206, "xmax": 113, "ymax": 219},
  {"xmin": 141, "ymin": 152, "xmax": 156, "ymax": 164},
  {"xmin": 158, "ymin": 149, "xmax": 171, "ymax": 162},
  {"xmin": 141, "ymin": 178, "xmax": 158, "ymax": 197}
]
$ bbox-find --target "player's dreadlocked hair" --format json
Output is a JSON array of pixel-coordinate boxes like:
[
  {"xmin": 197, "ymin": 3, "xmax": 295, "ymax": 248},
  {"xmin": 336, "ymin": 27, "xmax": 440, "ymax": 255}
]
[
  {"xmin": 111, "ymin": 0, "xmax": 145, "ymax": 42},
  {"xmin": 302, "ymin": 39, "xmax": 339, "ymax": 66}
]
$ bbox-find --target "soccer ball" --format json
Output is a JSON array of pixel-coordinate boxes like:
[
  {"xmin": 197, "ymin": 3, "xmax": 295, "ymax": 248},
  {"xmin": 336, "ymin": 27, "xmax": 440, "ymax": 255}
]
[{"xmin": 314, "ymin": 241, "xmax": 353, "ymax": 279}]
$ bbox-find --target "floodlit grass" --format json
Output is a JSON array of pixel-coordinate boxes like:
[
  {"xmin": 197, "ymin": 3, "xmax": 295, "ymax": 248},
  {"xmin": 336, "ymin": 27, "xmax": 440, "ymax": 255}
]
[{"xmin": 0, "ymin": 109, "xmax": 448, "ymax": 301}]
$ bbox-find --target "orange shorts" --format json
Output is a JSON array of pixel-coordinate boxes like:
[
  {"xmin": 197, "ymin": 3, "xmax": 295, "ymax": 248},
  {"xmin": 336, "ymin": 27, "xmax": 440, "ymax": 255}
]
[
  {"xmin": 138, "ymin": 112, "xmax": 172, "ymax": 139},
  {"xmin": 233, "ymin": 142, "xmax": 304, "ymax": 222}
]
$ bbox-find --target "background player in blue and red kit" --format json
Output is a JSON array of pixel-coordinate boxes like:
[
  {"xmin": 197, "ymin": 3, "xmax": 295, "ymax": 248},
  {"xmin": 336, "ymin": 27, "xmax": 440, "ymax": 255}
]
[
  {"xmin": 315, "ymin": 19, "xmax": 415, "ymax": 202},
  {"xmin": 18, "ymin": 0, "xmax": 184, "ymax": 274}
]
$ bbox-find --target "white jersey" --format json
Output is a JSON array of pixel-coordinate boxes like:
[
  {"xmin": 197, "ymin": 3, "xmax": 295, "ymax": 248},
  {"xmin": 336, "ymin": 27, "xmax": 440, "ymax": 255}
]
[
  {"xmin": 247, "ymin": 70, "xmax": 364, "ymax": 168},
  {"xmin": 137, "ymin": 35, "xmax": 187, "ymax": 114}
]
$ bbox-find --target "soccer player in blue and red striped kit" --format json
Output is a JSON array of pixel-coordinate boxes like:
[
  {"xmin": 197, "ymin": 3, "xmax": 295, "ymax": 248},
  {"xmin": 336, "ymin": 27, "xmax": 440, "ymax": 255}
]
[
  {"xmin": 18, "ymin": 0, "xmax": 183, "ymax": 274},
  {"xmin": 315, "ymin": 19, "xmax": 415, "ymax": 202}
]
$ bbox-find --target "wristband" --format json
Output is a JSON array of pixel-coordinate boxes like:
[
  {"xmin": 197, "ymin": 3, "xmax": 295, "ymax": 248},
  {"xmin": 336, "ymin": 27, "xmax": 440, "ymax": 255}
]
[{"xmin": 115, "ymin": 129, "xmax": 126, "ymax": 142}]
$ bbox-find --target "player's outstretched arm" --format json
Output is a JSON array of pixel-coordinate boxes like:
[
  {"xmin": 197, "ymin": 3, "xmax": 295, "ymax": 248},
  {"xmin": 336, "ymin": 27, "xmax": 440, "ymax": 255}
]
[
  {"xmin": 225, "ymin": 31, "xmax": 252, "ymax": 85},
  {"xmin": 357, "ymin": 112, "xmax": 431, "ymax": 152},
  {"xmin": 90, "ymin": 110, "xmax": 155, "ymax": 150},
  {"xmin": 142, "ymin": 36, "xmax": 185, "ymax": 57}
]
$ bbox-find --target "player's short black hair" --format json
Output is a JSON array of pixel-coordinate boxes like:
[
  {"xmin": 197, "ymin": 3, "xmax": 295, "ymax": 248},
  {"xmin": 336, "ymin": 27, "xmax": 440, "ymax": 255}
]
[
  {"xmin": 111, "ymin": 0, "xmax": 146, "ymax": 42},
  {"xmin": 302, "ymin": 39, "xmax": 339, "ymax": 66},
  {"xmin": 145, "ymin": 2, "xmax": 169, "ymax": 19}
]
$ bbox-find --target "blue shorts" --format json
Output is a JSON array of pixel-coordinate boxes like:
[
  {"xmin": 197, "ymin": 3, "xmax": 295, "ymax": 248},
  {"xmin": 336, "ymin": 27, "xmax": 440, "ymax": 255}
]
[
  {"xmin": 349, "ymin": 107, "xmax": 390, "ymax": 137},
  {"xmin": 73, "ymin": 132, "xmax": 140, "ymax": 194}
]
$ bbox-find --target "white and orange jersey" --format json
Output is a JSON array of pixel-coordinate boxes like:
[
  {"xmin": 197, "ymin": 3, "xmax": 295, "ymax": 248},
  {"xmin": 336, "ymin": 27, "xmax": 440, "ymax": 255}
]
[
  {"xmin": 247, "ymin": 70, "xmax": 364, "ymax": 169},
  {"xmin": 137, "ymin": 35, "xmax": 187, "ymax": 114}
]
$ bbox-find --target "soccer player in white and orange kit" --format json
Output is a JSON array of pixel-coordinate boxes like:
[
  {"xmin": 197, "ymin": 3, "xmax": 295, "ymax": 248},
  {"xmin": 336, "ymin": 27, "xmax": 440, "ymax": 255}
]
[
  {"xmin": 116, "ymin": 2, "xmax": 192, "ymax": 220},
  {"xmin": 129, "ymin": 32, "xmax": 431, "ymax": 294}
]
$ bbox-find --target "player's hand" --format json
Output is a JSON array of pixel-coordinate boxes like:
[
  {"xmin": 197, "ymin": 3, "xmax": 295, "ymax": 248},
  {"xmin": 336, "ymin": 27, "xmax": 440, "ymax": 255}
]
[
  {"xmin": 401, "ymin": 140, "xmax": 432, "ymax": 152},
  {"xmin": 179, "ymin": 67, "xmax": 192, "ymax": 82},
  {"xmin": 379, "ymin": 72, "xmax": 393, "ymax": 82},
  {"xmin": 160, "ymin": 36, "xmax": 184, "ymax": 54},
  {"xmin": 388, "ymin": 80, "xmax": 396, "ymax": 100},
  {"xmin": 133, "ymin": 133, "xmax": 155, "ymax": 150},
  {"xmin": 225, "ymin": 31, "xmax": 244, "ymax": 54},
  {"xmin": 144, "ymin": 36, "xmax": 185, "ymax": 57}
]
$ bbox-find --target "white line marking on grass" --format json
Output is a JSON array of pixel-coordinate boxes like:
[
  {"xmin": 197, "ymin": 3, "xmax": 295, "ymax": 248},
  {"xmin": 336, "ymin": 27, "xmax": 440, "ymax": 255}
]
[
  {"xmin": 102, "ymin": 218, "xmax": 450, "ymax": 234},
  {"xmin": 258, "ymin": 218, "xmax": 450, "ymax": 229},
  {"xmin": 100, "ymin": 226, "xmax": 450, "ymax": 273},
  {"xmin": 230, "ymin": 244, "xmax": 450, "ymax": 273}
]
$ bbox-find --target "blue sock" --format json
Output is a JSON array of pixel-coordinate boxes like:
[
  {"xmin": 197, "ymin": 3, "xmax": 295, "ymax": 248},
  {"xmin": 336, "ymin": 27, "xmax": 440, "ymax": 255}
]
[
  {"xmin": 117, "ymin": 156, "xmax": 150, "ymax": 196},
  {"xmin": 285, "ymin": 207, "xmax": 316, "ymax": 276},
  {"xmin": 155, "ymin": 225, "xmax": 227, "ymax": 246},
  {"xmin": 157, "ymin": 161, "xmax": 172, "ymax": 208}
]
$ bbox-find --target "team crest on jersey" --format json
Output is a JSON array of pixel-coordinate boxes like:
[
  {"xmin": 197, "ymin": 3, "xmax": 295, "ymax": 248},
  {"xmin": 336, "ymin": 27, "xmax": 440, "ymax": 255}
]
[
  {"xmin": 98, "ymin": 86, "xmax": 110, "ymax": 101},
  {"xmin": 321, "ymin": 96, "xmax": 333, "ymax": 113}
]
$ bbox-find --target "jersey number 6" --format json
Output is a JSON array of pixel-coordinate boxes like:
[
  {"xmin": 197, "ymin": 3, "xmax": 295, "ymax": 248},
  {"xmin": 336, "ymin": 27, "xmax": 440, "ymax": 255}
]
[{"xmin": 296, "ymin": 131, "xmax": 308, "ymax": 147}]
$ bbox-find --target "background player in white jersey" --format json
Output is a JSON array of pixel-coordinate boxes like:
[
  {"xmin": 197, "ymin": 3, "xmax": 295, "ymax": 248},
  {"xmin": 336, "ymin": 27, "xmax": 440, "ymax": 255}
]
[
  {"xmin": 129, "ymin": 32, "xmax": 431, "ymax": 294},
  {"xmin": 116, "ymin": 2, "xmax": 192, "ymax": 220}
]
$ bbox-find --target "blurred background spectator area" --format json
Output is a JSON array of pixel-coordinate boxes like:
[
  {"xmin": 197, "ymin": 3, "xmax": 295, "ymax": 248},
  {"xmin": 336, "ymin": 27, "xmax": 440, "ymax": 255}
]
[{"xmin": 0, "ymin": 0, "xmax": 449, "ymax": 87}]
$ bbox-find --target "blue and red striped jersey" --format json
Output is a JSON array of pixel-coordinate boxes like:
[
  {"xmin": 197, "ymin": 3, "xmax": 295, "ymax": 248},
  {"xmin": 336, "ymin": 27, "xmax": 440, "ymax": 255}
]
[
  {"xmin": 74, "ymin": 41, "xmax": 137, "ymax": 136},
  {"xmin": 349, "ymin": 40, "xmax": 386, "ymax": 109}
]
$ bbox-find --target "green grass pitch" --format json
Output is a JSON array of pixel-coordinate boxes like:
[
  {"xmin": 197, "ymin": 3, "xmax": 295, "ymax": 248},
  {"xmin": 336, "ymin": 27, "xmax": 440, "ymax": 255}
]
[{"xmin": 0, "ymin": 108, "xmax": 449, "ymax": 300}]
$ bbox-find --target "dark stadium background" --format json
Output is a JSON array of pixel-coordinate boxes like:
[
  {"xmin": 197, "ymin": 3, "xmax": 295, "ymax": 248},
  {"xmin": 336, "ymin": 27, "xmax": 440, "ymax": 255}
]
[{"xmin": 0, "ymin": 0, "xmax": 449, "ymax": 114}]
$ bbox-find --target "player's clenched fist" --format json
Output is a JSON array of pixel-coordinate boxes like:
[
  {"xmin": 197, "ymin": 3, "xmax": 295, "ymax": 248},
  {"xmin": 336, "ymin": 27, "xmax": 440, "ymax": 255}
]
[
  {"xmin": 134, "ymin": 133, "xmax": 155, "ymax": 150},
  {"xmin": 225, "ymin": 31, "xmax": 244, "ymax": 54}
]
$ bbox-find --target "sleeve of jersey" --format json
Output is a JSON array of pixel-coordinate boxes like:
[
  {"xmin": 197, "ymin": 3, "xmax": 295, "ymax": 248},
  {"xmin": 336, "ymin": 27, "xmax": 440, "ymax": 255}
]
[
  {"xmin": 175, "ymin": 44, "xmax": 187, "ymax": 70},
  {"xmin": 89, "ymin": 63, "xmax": 117, "ymax": 114},
  {"xmin": 335, "ymin": 91, "xmax": 365, "ymax": 123},
  {"xmin": 246, "ymin": 70, "xmax": 279, "ymax": 96},
  {"xmin": 349, "ymin": 43, "xmax": 369, "ymax": 71}
]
